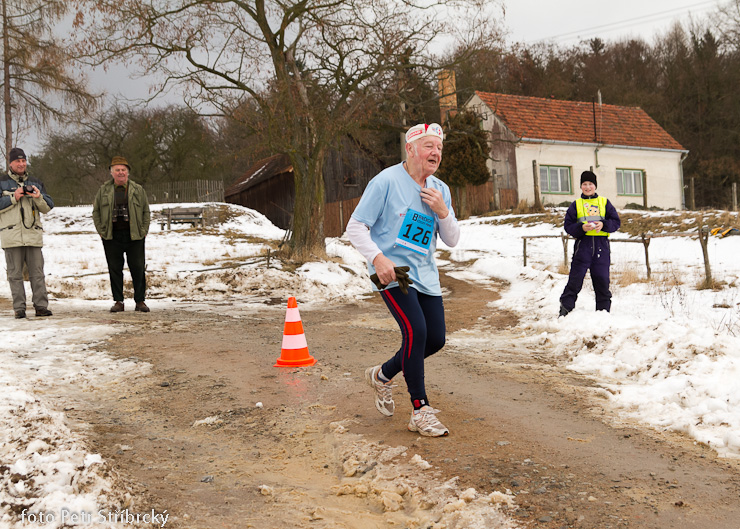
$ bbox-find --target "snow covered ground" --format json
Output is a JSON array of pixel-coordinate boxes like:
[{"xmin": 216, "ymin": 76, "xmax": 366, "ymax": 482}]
[
  {"xmin": 445, "ymin": 211, "xmax": 740, "ymax": 459},
  {"xmin": 2, "ymin": 202, "xmax": 740, "ymax": 526}
]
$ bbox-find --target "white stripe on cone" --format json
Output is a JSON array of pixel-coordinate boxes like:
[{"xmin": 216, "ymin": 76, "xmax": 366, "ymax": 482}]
[
  {"xmin": 282, "ymin": 333, "xmax": 308, "ymax": 350},
  {"xmin": 285, "ymin": 307, "xmax": 301, "ymax": 322}
]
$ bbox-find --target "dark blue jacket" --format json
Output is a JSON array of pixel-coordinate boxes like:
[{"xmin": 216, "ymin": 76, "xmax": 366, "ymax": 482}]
[{"xmin": 563, "ymin": 193, "xmax": 621, "ymax": 257}]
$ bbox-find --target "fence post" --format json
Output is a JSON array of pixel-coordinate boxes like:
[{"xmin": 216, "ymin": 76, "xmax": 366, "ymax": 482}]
[
  {"xmin": 561, "ymin": 233, "xmax": 569, "ymax": 267},
  {"xmin": 734, "ymin": 182, "xmax": 738, "ymax": 212},
  {"xmin": 523, "ymin": 237, "xmax": 527, "ymax": 267},
  {"xmin": 697, "ymin": 219, "xmax": 712, "ymax": 288},
  {"xmin": 640, "ymin": 233, "xmax": 651, "ymax": 280}
]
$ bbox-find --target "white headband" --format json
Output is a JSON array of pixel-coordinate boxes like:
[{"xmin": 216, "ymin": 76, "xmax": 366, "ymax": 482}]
[{"xmin": 405, "ymin": 123, "xmax": 444, "ymax": 144}]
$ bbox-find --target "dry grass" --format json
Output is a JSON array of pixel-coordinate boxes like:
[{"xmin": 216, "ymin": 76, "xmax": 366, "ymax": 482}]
[
  {"xmin": 695, "ymin": 278, "xmax": 726, "ymax": 291},
  {"xmin": 650, "ymin": 266, "xmax": 685, "ymax": 289},
  {"xmin": 204, "ymin": 204, "xmax": 239, "ymax": 225},
  {"xmin": 511, "ymin": 199, "xmax": 531, "ymax": 215},
  {"xmin": 619, "ymin": 210, "xmax": 740, "ymax": 237},
  {"xmin": 714, "ymin": 210, "xmax": 736, "ymax": 228},
  {"xmin": 542, "ymin": 261, "xmax": 570, "ymax": 275},
  {"xmin": 485, "ymin": 205, "xmax": 740, "ymax": 236},
  {"xmin": 612, "ymin": 265, "xmax": 649, "ymax": 287}
]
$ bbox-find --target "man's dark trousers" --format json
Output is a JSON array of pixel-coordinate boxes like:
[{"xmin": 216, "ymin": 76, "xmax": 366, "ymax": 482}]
[
  {"xmin": 102, "ymin": 230, "xmax": 146, "ymax": 303},
  {"xmin": 560, "ymin": 236, "xmax": 611, "ymax": 312}
]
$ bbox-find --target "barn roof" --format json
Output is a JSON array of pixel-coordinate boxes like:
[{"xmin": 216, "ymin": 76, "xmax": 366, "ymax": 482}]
[
  {"xmin": 474, "ymin": 91, "xmax": 685, "ymax": 152},
  {"xmin": 225, "ymin": 154, "xmax": 292, "ymax": 197}
]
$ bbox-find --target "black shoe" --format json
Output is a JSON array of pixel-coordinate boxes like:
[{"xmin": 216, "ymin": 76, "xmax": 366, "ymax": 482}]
[
  {"xmin": 135, "ymin": 301, "xmax": 150, "ymax": 313},
  {"xmin": 558, "ymin": 304, "xmax": 570, "ymax": 317},
  {"xmin": 14, "ymin": 310, "xmax": 26, "ymax": 319},
  {"xmin": 35, "ymin": 308, "xmax": 53, "ymax": 317},
  {"xmin": 110, "ymin": 301, "xmax": 124, "ymax": 313}
]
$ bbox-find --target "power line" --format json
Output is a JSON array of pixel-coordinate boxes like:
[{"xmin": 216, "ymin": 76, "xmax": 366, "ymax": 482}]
[{"xmin": 531, "ymin": 0, "xmax": 720, "ymax": 43}]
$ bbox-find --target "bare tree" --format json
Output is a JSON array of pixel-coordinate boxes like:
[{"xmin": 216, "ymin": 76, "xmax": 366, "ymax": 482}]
[
  {"xmin": 713, "ymin": 0, "xmax": 740, "ymax": 49},
  {"xmin": 1, "ymin": 0, "xmax": 97, "ymax": 158},
  {"xmin": 72, "ymin": 0, "xmax": 501, "ymax": 260}
]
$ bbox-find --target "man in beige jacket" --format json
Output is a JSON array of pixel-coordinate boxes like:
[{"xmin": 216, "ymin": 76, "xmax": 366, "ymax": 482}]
[{"xmin": 0, "ymin": 148, "xmax": 54, "ymax": 319}]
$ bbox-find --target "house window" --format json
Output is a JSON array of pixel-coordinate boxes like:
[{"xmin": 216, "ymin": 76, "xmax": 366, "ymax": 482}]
[
  {"xmin": 539, "ymin": 165, "xmax": 571, "ymax": 194},
  {"xmin": 617, "ymin": 169, "xmax": 644, "ymax": 196}
]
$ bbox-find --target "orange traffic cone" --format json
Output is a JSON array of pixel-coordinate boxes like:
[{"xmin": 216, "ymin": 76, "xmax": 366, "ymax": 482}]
[{"xmin": 275, "ymin": 297, "xmax": 316, "ymax": 367}]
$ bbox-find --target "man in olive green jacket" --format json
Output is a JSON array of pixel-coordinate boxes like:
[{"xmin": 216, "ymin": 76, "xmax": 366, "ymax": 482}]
[
  {"xmin": 0, "ymin": 147, "xmax": 54, "ymax": 318},
  {"xmin": 92, "ymin": 156, "xmax": 151, "ymax": 312}
]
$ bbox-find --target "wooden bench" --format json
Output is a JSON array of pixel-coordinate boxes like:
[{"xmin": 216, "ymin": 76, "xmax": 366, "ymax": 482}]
[{"xmin": 159, "ymin": 207, "xmax": 205, "ymax": 230}]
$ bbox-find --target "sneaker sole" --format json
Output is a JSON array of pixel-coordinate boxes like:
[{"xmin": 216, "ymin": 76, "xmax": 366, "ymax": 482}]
[
  {"xmin": 365, "ymin": 367, "xmax": 394, "ymax": 417},
  {"xmin": 408, "ymin": 424, "xmax": 449, "ymax": 437}
]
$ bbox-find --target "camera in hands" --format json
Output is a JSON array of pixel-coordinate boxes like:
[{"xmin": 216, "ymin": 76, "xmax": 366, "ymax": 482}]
[{"xmin": 21, "ymin": 184, "xmax": 34, "ymax": 195}]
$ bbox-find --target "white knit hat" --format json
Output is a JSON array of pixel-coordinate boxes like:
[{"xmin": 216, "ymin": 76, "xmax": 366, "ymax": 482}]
[{"xmin": 405, "ymin": 123, "xmax": 444, "ymax": 144}]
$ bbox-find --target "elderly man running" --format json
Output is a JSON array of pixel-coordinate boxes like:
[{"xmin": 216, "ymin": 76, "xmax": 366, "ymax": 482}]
[{"xmin": 347, "ymin": 123, "xmax": 460, "ymax": 437}]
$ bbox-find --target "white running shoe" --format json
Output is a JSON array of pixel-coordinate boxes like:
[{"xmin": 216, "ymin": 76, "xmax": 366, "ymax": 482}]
[
  {"xmin": 364, "ymin": 365, "xmax": 395, "ymax": 416},
  {"xmin": 408, "ymin": 406, "xmax": 449, "ymax": 437}
]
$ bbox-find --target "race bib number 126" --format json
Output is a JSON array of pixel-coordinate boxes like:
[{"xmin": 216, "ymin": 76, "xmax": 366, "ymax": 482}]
[{"xmin": 396, "ymin": 209, "xmax": 434, "ymax": 255}]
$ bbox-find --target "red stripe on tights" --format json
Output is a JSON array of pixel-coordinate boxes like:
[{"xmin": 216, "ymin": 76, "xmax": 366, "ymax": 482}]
[{"xmin": 381, "ymin": 290, "xmax": 414, "ymax": 368}]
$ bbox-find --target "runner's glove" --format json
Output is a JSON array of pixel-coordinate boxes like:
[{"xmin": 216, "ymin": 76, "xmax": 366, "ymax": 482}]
[{"xmin": 370, "ymin": 266, "xmax": 413, "ymax": 295}]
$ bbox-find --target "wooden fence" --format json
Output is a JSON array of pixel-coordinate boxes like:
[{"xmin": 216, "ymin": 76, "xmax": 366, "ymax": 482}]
[
  {"xmin": 147, "ymin": 180, "xmax": 224, "ymax": 204},
  {"xmin": 523, "ymin": 228, "xmax": 715, "ymax": 287},
  {"xmin": 450, "ymin": 181, "xmax": 495, "ymax": 217},
  {"xmin": 55, "ymin": 179, "xmax": 225, "ymax": 207},
  {"xmin": 324, "ymin": 197, "xmax": 361, "ymax": 238}
]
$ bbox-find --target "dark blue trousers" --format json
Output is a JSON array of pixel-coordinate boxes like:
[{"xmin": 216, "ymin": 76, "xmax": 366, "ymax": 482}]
[
  {"xmin": 380, "ymin": 287, "xmax": 446, "ymax": 405},
  {"xmin": 560, "ymin": 236, "xmax": 612, "ymax": 312}
]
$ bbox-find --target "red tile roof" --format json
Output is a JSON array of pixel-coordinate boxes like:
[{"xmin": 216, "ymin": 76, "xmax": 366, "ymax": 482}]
[{"xmin": 475, "ymin": 91, "xmax": 685, "ymax": 151}]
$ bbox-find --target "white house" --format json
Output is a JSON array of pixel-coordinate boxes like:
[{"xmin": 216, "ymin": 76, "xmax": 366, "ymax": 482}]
[{"xmin": 466, "ymin": 91, "xmax": 688, "ymax": 210}]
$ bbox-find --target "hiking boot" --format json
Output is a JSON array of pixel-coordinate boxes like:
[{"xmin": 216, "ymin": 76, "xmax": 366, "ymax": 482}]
[
  {"xmin": 408, "ymin": 406, "xmax": 449, "ymax": 437},
  {"xmin": 558, "ymin": 304, "xmax": 570, "ymax": 317},
  {"xmin": 135, "ymin": 301, "xmax": 150, "ymax": 313},
  {"xmin": 364, "ymin": 365, "xmax": 395, "ymax": 416},
  {"xmin": 14, "ymin": 309, "xmax": 26, "ymax": 319},
  {"xmin": 35, "ymin": 308, "xmax": 52, "ymax": 317},
  {"xmin": 110, "ymin": 301, "xmax": 124, "ymax": 313}
]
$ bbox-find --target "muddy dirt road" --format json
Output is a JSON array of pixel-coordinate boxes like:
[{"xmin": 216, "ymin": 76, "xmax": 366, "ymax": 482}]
[{"xmin": 54, "ymin": 273, "xmax": 740, "ymax": 528}]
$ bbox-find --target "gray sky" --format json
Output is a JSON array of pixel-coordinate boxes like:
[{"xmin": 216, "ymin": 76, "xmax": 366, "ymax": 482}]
[
  {"xmin": 85, "ymin": 0, "xmax": 724, "ymax": 106},
  {"xmin": 503, "ymin": 0, "xmax": 720, "ymax": 45},
  {"xmin": 24, "ymin": 0, "xmax": 722, "ymax": 155}
]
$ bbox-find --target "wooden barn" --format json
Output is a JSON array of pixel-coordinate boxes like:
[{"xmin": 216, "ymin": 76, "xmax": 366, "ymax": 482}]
[
  {"xmin": 225, "ymin": 155, "xmax": 295, "ymax": 230},
  {"xmin": 225, "ymin": 141, "xmax": 383, "ymax": 237}
]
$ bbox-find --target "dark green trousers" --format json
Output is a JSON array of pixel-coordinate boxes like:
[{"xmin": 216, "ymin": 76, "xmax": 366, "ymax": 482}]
[{"xmin": 102, "ymin": 230, "xmax": 147, "ymax": 303}]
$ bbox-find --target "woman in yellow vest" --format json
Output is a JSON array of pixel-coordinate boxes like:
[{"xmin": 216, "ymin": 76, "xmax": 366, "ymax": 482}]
[{"xmin": 559, "ymin": 171, "xmax": 621, "ymax": 317}]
